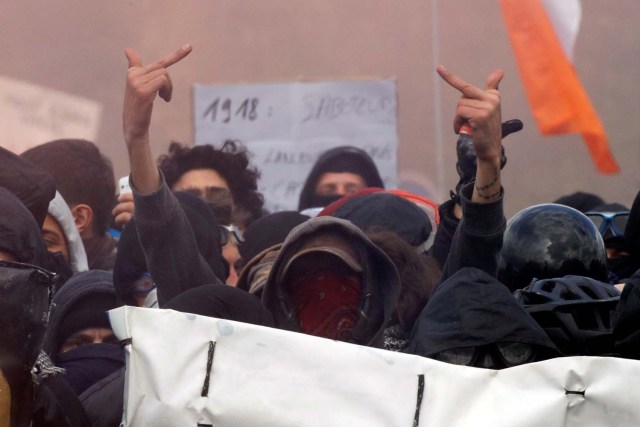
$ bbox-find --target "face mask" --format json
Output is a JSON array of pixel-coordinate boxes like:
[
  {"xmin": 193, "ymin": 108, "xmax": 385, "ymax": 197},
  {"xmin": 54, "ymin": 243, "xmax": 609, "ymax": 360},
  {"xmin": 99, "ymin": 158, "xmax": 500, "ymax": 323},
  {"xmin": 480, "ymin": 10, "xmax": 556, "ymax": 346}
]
[
  {"xmin": 46, "ymin": 251, "xmax": 73, "ymax": 289},
  {"xmin": 608, "ymin": 256, "xmax": 640, "ymax": 281},
  {"xmin": 290, "ymin": 272, "xmax": 361, "ymax": 341}
]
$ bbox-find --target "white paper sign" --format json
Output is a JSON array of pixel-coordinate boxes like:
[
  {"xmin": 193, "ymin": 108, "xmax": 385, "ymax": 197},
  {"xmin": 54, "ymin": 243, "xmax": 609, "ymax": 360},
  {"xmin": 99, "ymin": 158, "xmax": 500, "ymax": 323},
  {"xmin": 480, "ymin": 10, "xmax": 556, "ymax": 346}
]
[
  {"xmin": 110, "ymin": 306, "xmax": 640, "ymax": 427},
  {"xmin": 194, "ymin": 80, "xmax": 398, "ymax": 212},
  {"xmin": 0, "ymin": 75, "xmax": 102, "ymax": 153}
]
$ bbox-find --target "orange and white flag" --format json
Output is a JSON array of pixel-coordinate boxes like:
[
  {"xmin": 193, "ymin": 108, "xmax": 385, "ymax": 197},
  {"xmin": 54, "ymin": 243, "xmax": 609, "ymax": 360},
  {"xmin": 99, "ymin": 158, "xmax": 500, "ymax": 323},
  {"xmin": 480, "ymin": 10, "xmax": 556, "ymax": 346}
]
[{"xmin": 500, "ymin": 0, "xmax": 619, "ymax": 173}]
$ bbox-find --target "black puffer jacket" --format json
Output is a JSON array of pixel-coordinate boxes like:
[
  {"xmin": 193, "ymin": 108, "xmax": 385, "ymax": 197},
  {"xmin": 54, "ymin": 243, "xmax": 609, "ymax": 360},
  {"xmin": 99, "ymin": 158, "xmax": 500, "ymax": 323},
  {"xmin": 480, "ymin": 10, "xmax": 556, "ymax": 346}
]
[{"xmin": 261, "ymin": 216, "xmax": 400, "ymax": 347}]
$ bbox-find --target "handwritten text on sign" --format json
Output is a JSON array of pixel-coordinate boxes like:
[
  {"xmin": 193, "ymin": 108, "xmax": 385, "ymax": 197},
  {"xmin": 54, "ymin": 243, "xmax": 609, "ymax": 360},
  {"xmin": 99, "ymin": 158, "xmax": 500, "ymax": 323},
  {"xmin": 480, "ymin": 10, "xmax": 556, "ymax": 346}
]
[
  {"xmin": 0, "ymin": 75, "xmax": 102, "ymax": 153},
  {"xmin": 194, "ymin": 79, "xmax": 398, "ymax": 211}
]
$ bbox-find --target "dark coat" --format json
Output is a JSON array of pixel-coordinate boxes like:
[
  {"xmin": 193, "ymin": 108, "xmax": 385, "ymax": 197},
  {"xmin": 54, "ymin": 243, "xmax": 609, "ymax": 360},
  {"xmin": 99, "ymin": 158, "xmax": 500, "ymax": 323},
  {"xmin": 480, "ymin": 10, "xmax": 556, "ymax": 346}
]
[{"xmin": 405, "ymin": 267, "xmax": 559, "ymax": 360}]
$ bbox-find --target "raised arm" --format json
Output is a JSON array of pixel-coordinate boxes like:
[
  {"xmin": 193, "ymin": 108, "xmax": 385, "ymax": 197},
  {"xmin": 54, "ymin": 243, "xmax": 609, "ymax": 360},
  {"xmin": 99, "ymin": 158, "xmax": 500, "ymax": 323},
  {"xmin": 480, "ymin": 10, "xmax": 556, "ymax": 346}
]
[
  {"xmin": 123, "ymin": 44, "xmax": 192, "ymax": 194},
  {"xmin": 436, "ymin": 66, "xmax": 507, "ymax": 281},
  {"xmin": 437, "ymin": 65, "xmax": 504, "ymax": 203}
]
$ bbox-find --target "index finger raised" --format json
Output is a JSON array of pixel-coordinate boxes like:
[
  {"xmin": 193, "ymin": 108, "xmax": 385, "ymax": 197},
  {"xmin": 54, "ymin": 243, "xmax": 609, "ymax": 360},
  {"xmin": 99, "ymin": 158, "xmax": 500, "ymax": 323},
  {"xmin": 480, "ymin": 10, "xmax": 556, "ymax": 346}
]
[
  {"xmin": 437, "ymin": 65, "xmax": 485, "ymax": 99},
  {"xmin": 144, "ymin": 44, "xmax": 193, "ymax": 72}
]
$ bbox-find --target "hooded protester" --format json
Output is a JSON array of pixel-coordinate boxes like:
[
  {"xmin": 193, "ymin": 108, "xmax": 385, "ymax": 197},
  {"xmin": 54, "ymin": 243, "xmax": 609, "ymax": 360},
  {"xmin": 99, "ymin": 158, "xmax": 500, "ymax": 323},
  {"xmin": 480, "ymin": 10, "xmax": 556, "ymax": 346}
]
[
  {"xmin": 43, "ymin": 192, "xmax": 90, "ymax": 286},
  {"xmin": 406, "ymin": 268, "xmax": 560, "ymax": 368},
  {"xmin": 261, "ymin": 216, "xmax": 400, "ymax": 347},
  {"xmin": 0, "ymin": 188, "xmax": 49, "ymax": 267},
  {"xmin": 297, "ymin": 146, "xmax": 384, "ymax": 213},
  {"xmin": 42, "ymin": 270, "xmax": 123, "ymax": 397},
  {"xmin": 0, "ymin": 146, "xmax": 56, "ymax": 229},
  {"xmin": 0, "ymin": 189, "xmax": 89, "ymax": 427},
  {"xmin": 80, "ymin": 284, "xmax": 273, "ymax": 427}
]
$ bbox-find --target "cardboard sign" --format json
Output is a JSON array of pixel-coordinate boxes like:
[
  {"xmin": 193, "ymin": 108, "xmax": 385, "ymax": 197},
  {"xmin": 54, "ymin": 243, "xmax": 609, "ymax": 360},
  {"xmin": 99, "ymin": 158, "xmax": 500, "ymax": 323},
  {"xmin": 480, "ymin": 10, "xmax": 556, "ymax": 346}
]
[
  {"xmin": 0, "ymin": 75, "xmax": 101, "ymax": 153},
  {"xmin": 193, "ymin": 79, "xmax": 398, "ymax": 212},
  {"xmin": 110, "ymin": 306, "xmax": 640, "ymax": 427}
]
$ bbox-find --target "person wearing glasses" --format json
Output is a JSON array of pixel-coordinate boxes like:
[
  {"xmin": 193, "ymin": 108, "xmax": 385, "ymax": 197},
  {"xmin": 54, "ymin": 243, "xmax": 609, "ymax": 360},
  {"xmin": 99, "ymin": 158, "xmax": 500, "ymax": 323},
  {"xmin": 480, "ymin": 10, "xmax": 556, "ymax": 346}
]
[{"xmin": 586, "ymin": 203, "xmax": 639, "ymax": 282}]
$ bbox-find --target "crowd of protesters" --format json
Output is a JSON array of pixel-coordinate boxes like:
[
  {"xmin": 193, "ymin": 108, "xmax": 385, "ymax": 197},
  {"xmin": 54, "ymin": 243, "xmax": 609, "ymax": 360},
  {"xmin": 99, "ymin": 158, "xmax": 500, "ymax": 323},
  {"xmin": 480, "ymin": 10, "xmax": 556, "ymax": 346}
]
[{"xmin": 2, "ymin": 44, "xmax": 640, "ymax": 426}]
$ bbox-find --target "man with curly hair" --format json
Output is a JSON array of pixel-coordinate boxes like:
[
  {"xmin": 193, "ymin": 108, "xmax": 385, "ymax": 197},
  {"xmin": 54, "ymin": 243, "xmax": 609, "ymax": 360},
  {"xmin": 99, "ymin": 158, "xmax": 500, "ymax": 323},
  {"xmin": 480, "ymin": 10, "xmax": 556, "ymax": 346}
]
[{"xmin": 157, "ymin": 140, "xmax": 264, "ymax": 229}]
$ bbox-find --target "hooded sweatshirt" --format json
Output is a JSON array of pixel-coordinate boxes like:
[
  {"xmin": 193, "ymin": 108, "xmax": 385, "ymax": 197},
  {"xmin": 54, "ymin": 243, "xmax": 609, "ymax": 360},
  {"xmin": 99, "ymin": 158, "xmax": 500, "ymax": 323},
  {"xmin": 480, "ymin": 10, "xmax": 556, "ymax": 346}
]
[
  {"xmin": 48, "ymin": 191, "xmax": 89, "ymax": 274},
  {"xmin": 261, "ymin": 216, "xmax": 400, "ymax": 347},
  {"xmin": 0, "ymin": 187, "xmax": 49, "ymax": 267},
  {"xmin": 0, "ymin": 146, "xmax": 56, "ymax": 229},
  {"xmin": 405, "ymin": 267, "xmax": 559, "ymax": 363},
  {"xmin": 297, "ymin": 146, "xmax": 384, "ymax": 211}
]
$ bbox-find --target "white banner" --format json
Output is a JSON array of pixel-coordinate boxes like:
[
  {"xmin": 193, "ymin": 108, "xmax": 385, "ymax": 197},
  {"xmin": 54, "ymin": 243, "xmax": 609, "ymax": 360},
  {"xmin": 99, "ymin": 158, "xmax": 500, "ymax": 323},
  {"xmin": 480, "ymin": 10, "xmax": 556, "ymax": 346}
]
[
  {"xmin": 0, "ymin": 75, "xmax": 102, "ymax": 153},
  {"xmin": 110, "ymin": 306, "xmax": 640, "ymax": 427},
  {"xmin": 193, "ymin": 79, "xmax": 398, "ymax": 212}
]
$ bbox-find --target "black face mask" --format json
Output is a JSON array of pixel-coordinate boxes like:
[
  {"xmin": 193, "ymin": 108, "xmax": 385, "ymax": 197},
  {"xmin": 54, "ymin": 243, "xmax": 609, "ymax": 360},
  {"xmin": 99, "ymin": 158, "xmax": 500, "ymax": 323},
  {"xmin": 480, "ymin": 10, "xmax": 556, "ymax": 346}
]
[
  {"xmin": 46, "ymin": 251, "xmax": 73, "ymax": 289},
  {"xmin": 608, "ymin": 256, "xmax": 640, "ymax": 282}
]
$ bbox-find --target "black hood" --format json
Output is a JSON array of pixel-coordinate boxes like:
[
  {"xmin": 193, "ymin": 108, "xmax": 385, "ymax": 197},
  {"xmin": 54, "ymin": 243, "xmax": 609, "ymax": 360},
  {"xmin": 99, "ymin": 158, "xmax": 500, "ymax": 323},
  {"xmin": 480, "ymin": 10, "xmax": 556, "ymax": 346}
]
[
  {"xmin": 405, "ymin": 267, "xmax": 559, "ymax": 358},
  {"xmin": 298, "ymin": 146, "xmax": 384, "ymax": 211},
  {"xmin": 1, "ymin": 146, "xmax": 56, "ymax": 228},
  {"xmin": 43, "ymin": 270, "xmax": 119, "ymax": 354},
  {"xmin": 0, "ymin": 187, "xmax": 48, "ymax": 267},
  {"xmin": 166, "ymin": 284, "xmax": 274, "ymax": 327},
  {"xmin": 261, "ymin": 216, "xmax": 400, "ymax": 347}
]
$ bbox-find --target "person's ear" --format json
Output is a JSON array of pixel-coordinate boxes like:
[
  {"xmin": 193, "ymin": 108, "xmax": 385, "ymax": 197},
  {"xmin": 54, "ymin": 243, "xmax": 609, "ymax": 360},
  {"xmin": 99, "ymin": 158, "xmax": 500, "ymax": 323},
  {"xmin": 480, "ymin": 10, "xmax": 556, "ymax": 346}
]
[{"xmin": 71, "ymin": 204, "xmax": 93, "ymax": 235}]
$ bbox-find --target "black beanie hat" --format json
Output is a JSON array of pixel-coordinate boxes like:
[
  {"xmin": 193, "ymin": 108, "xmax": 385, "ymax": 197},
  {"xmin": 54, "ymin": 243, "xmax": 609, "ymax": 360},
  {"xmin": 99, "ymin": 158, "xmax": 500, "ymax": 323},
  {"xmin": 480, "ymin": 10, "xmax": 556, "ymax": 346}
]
[
  {"xmin": 56, "ymin": 292, "xmax": 118, "ymax": 352},
  {"xmin": 238, "ymin": 211, "xmax": 309, "ymax": 264}
]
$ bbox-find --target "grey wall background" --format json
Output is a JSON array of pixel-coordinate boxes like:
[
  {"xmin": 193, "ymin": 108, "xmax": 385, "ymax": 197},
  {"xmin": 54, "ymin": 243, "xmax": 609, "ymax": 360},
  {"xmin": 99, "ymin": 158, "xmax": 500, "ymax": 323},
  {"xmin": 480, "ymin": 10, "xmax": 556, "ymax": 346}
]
[{"xmin": 2, "ymin": 1, "xmax": 639, "ymax": 216}]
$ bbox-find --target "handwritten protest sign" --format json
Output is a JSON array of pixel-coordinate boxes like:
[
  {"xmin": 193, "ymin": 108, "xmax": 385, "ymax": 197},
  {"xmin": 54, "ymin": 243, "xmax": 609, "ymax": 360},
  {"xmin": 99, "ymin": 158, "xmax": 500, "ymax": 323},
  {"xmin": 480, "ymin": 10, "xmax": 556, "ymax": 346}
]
[
  {"xmin": 194, "ymin": 79, "xmax": 398, "ymax": 212},
  {"xmin": 0, "ymin": 75, "xmax": 102, "ymax": 153},
  {"xmin": 111, "ymin": 306, "xmax": 640, "ymax": 427}
]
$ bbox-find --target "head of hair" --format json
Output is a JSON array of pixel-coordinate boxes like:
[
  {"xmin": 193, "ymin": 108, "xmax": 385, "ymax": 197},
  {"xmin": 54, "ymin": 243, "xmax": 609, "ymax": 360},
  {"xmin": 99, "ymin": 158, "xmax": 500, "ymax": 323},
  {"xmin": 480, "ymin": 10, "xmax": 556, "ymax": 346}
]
[
  {"xmin": 365, "ymin": 227, "xmax": 441, "ymax": 332},
  {"xmin": 21, "ymin": 139, "xmax": 116, "ymax": 236},
  {"xmin": 158, "ymin": 140, "xmax": 264, "ymax": 227}
]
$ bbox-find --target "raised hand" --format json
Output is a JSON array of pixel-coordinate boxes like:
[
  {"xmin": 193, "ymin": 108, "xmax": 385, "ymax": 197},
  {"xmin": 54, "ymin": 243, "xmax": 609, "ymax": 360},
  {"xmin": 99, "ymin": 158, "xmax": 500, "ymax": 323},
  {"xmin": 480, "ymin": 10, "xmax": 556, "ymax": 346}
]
[
  {"xmin": 123, "ymin": 44, "xmax": 192, "ymax": 144},
  {"xmin": 437, "ymin": 66, "xmax": 504, "ymax": 203},
  {"xmin": 122, "ymin": 44, "xmax": 192, "ymax": 195}
]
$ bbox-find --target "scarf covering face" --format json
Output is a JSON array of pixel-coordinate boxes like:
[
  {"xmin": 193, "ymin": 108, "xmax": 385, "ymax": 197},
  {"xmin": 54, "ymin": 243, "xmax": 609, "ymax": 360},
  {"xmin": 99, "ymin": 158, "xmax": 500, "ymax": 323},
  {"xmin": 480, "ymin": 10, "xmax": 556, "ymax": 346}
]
[{"xmin": 290, "ymin": 272, "xmax": 361, "ymax": 341}]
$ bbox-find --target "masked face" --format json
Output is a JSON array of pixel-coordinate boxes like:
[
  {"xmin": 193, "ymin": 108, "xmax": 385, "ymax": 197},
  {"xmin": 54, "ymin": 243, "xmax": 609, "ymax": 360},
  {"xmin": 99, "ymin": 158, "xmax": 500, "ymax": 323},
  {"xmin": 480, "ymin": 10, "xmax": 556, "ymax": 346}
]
[
  {"xmin": 42, "ymin": 214, "xmax": 69, "ymax": 262},
  {"xmin": 286, "ymin": 252, "xmax": 362, "ymax": 341}
]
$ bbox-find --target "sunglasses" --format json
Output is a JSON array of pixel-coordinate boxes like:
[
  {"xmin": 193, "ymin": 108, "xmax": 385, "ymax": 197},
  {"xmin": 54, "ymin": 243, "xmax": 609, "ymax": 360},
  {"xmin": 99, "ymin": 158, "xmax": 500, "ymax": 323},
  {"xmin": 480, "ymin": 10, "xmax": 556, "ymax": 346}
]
[
  {"xmin": 219, "ymin": 224, "xmax": 244, "ymax": 246},
  {"xmin": 586, "ymin": 211, "xmax": 630, "ymax": 238},
  {"xmin": 433, "ymin": 342, "xmax": 537, "ymax": 368}
]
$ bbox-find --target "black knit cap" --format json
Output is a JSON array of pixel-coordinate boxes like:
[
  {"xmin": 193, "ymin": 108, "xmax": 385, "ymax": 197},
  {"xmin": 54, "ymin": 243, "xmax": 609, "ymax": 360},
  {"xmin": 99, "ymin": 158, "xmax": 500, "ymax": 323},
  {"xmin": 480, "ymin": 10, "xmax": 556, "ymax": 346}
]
[
  {"xmin": 56, "ymin": 292, "xmax": 118, "ymax": 352},
  {"xmin": 332, "ymin": 192, "xmax": 432, "ymax": 247},
  {"xmin": 238, "ymin": 211, "xmax": 309, "ymax": 264}
]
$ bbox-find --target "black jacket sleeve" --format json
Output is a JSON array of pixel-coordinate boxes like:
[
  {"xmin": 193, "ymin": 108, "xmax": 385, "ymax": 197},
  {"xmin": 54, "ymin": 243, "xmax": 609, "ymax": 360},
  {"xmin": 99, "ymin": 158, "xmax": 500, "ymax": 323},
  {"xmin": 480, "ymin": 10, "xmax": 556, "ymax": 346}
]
[
  {"xmin": 439, "ymin": 182, "xmax": 506, "ymax": 283},
  {"xmin": 132, "ymin": 171, "xmax": 219, "ymax": 307}
]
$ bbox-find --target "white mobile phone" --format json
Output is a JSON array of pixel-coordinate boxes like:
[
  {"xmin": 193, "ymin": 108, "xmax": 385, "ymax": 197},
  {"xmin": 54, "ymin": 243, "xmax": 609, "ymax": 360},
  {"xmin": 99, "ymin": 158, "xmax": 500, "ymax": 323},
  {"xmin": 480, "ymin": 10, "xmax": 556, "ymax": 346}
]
[{"xmin": 119, "ymin": 176, "xmax": 132, "ymax": 195}]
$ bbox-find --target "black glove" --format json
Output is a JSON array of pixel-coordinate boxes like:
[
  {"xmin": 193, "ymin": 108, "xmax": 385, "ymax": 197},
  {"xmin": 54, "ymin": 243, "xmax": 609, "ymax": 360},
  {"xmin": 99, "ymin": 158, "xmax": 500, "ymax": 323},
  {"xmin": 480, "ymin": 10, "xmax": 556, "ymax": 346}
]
[{"xmin": 453, "ymin": 119, "xmax": 523, "ymax": 196}]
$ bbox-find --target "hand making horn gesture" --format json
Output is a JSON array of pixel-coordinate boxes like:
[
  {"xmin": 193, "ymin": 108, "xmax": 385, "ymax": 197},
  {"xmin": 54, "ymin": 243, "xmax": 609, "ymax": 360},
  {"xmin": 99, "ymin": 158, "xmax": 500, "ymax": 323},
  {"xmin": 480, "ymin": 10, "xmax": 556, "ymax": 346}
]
[
  {"xmin": 122, "ymin": 44, "xmax": 192, "ymax": 194},
  {"xmin": 437, "ymin": 65, "xmax": 504, "ymax": 202}
]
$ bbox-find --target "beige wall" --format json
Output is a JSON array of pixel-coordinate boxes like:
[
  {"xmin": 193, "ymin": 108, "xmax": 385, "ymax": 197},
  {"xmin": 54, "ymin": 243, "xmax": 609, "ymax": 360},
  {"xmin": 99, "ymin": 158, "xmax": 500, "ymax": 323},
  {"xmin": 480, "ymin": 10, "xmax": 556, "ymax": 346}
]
[{"xmin": 2, "ymin": 1, "xmax": 639, "ymax": 216}]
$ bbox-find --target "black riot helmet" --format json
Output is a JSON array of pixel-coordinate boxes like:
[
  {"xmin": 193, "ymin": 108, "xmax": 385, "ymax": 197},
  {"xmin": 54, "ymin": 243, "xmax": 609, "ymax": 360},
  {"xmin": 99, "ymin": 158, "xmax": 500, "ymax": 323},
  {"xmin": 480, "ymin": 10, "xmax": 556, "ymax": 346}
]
[{"xmin": 498, "ymin": 204, "xmax": 608, "ymax": 291}]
